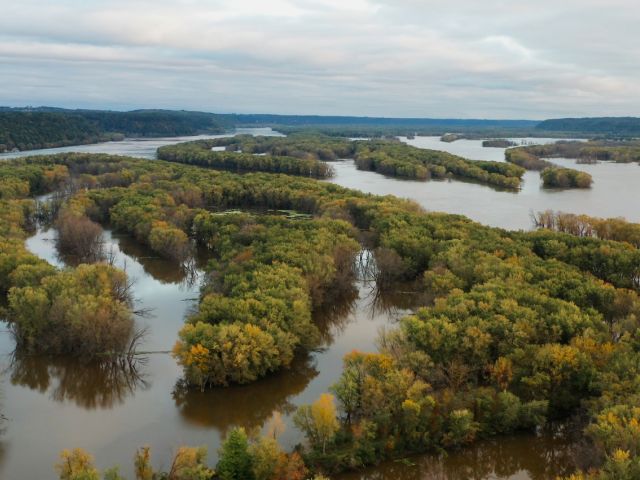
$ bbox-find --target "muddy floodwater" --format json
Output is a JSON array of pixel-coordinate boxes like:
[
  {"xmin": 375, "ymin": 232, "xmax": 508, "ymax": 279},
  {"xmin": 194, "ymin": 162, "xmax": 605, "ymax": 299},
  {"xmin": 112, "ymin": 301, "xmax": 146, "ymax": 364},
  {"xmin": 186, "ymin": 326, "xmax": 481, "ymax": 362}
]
[
  {"xmin": 0, "ymin": 227, "xmax": 426, "ymax": 479},
  {"xmin": 328, "ymin": 136, "xmax": 640, "ymax": 230},
  {"xmin": 2, "ymin": 133, "xmax": 633, "ymax": 479}
]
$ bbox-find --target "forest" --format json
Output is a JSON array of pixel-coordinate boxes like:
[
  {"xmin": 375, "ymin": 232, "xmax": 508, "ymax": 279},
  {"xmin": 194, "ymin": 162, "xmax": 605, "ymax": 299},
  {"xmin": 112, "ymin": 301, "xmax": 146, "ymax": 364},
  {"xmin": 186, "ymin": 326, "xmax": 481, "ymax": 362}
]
[
  {"xmin": 532, "ymin": 210, "xmax": 640, "ymax": 247},
  {"xmin": 0, "ymin": 112, "xmax": 106, "ymax": 152},
  {"xmin": 1, "ymin": 150, "xmax": 640, "ymax": 479},
  {"xmin": 505, "ymin": 146, "xmax": 593, "ymax": 188},
  {"xmin": 5, "ymin": 108, "xmax": 640, "ymax": 156},
  {"xmin": 514, "ymin": 141, "xmax": 640, "ymax": 164},
  {"xmin": 540, "ymin": 167, "xmax": 593, "ymax": 188},
  {"xmin": 353, "ymin": 139, "xmax": 524, "ymax": 187},
  {"xmin": 482, "ymin": 139, "xmax": 517, "ymax": 148},
  {"xmin": 0, "ymin": 110, "xmax": 226, "ymax": 152},
  {"xmin": 536, "ymin": 117, "xmax": 640, "ymax": 136},
  {"xmin": 159, "ymin": 133, "xmax": 526, "ymax": 188},
  {"xmin": 157, "ymin": 137, "xmax": 335, "ymax": 178}
]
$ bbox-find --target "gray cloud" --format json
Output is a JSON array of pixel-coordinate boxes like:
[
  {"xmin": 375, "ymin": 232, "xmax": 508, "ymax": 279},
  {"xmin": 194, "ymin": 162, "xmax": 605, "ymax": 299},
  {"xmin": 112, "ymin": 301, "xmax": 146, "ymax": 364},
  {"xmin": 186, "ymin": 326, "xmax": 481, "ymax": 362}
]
[{"xmin": 1, "ymin": 0, "xmax": 638, "ymax": 118}]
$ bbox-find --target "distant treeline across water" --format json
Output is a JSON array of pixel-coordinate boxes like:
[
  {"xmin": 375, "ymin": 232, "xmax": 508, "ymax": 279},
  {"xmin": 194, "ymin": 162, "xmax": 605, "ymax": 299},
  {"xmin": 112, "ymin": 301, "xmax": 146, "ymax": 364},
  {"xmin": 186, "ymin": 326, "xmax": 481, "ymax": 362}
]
[{"xmin": 2, "ymin": 106, "xmax": 640, "ymax": 153}]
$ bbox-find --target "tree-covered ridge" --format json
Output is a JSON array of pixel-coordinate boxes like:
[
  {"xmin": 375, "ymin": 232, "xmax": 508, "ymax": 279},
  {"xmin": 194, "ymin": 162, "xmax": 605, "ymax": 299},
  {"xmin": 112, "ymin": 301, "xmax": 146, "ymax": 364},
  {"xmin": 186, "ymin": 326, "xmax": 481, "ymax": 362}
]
[
  {"xmin": 536, "ymin": 117, "xmax": 640, "ymax": 136},
  {"xmin": 4, "ymin": 152, "xmax": 640, "ymax": 478},
  {"xmin": 0, "ymin": 112, "xmax": 105, "ymax": 152},
  {"xmin": 157, "ymin": 139, "xmax": 335, "ymax": 178},
  {"xmin": 0, "ymin": 110, "xmax": 226, "ymax": 152}
]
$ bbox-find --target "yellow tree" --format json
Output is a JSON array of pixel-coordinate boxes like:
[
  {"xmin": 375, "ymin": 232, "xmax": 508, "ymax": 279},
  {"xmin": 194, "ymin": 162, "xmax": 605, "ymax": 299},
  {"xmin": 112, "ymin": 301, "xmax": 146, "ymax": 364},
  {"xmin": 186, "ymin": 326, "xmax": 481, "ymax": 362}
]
[
  {"xmin": 294, "ymin": 393, "xmax": 340, "ymax": 454},
  {"xmin": 55, "ymin": 448, "xmax": 100, "ymax": 480}
]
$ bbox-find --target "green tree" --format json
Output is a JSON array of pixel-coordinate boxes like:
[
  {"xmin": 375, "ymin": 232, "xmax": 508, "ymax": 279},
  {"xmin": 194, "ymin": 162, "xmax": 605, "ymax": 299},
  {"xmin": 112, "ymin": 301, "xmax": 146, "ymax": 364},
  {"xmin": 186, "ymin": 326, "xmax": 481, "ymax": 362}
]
[{"xmin": 217, "ymin": 427, "xmax": 254, "ymax": 480}]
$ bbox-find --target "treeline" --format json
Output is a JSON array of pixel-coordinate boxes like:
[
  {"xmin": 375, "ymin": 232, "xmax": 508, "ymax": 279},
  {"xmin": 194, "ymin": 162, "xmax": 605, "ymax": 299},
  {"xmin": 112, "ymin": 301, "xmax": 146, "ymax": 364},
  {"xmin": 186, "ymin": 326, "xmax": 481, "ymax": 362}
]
[
  {"xmin": 158, "ymin": 134, "xmax": 526, "ymax": 189},
  {"xmin": 505, "ymin": 148, "xmax": 553, "ymax": 170},
  {"xmin": 7, "ymin": 153, "xmax": 640, "ymax": 478},
  {"xmin": 231, "ymin": 113, "xmax": 537, "ymax": 129},
  {"xmin": 0, "ymin": 109, "xmax": 226, "ymax": 152},
  {"xmin": 0, "ymin": 112, "xmax": 105, "ymax": 152},
  {"xmin": 505, "ymin": 146, "xmax": 593, "ymax": 188},
  {"xmin": 203, "ymin": 133, "xmax": 355, "ymax": 160},
  {"xmin": 533, "ymin": 210, "xmax": 640, "ymax": 248},
  {"xmin": 440, "ymin": 133, "xmax": 464, "ymax": 142},
  {"xmin": 53, "ymin": 423, "xmax": 327, "ymax": 480},
  {"xmin": 354, "ymin": 140, "xmax": 525, "ymax": 188},
  {"xmin": 482, "ymin": 139, "xmax": 517, "ymax": 148},
  {"xmin": 515, "ymin": 141, "xmax": 640, "ymax": 164},
  {"xmin": 536, "ymin": 117, "xmax": 640, "ymax": 136},
  {"xmin": 541, "ymin": 167, "xmax": 593, "ymax": 188},
  {"xmin": 275, "ymin": 125, "xmax": 550, "ymax": 139},
  {"xmin": 158, "ymin": 140, "xmax": 335, "ymax": 178}
]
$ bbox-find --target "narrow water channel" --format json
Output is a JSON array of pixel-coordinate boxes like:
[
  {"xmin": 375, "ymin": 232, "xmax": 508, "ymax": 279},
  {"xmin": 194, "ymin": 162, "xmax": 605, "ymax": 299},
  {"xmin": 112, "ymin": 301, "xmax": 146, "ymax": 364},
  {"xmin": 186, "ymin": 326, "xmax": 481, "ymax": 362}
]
[{"xmin": 0, "ymin": 226, "xmax": 423, "ymax": 479}]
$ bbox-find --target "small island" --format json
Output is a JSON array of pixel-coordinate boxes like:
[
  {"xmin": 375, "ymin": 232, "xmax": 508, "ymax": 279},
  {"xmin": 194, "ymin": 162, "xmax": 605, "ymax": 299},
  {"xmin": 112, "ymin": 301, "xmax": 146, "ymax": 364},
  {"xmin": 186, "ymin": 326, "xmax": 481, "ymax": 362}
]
[{"xmin": 482, "ymin": 139, "xmax": 517, "ymax": 148}]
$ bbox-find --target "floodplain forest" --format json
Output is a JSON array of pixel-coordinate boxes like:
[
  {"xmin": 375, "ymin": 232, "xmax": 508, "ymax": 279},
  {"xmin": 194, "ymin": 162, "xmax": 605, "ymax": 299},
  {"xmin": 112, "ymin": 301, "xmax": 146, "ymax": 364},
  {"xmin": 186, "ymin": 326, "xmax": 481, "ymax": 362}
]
[{"xmin": 1, "ymin": 148, "xmax": 640, "ymax": 479}]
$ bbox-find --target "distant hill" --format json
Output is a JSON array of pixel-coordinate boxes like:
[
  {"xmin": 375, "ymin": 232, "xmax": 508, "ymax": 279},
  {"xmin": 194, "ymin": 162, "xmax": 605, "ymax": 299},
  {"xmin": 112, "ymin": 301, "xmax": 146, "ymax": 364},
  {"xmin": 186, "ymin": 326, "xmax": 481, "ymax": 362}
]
[
  {"xmin": 9, "ymin": 107, "xmax": 640, "ymax": 153},
  {"xmin": 0, "ymin": 107, "xmax": 544, "ymax": 152},
  {"xmin": 231, "ymin": 113, "xmax": 538, "ymax": 129},
  {"xmin": 0, "ymin": 108, "xmax": 227, "ymax": 152},
  {"xmin": 536, "ymin": 117, "xmax": 640, "ymax": 136},
  {"xmin": 0, "ymin": 112, "xmax": 102, "ymax": 152},
  {"xmin": 231, "ymin": 114, "xmax": 541, "ymax": 138}
]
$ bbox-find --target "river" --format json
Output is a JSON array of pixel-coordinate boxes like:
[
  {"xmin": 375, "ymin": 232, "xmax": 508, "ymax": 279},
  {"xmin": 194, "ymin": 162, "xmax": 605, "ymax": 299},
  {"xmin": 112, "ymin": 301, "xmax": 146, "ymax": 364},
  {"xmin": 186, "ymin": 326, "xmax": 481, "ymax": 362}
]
[
  {"xmin": 1, "ymin": 132, "xmax": 633, "ymax": 479},
  {"xmin": 0, "ymin": 127, "xmax": 284, "ymax": 160},
  {"xmin": 328, "ymin": 136, "xmax": 640, "ymax": 230}
]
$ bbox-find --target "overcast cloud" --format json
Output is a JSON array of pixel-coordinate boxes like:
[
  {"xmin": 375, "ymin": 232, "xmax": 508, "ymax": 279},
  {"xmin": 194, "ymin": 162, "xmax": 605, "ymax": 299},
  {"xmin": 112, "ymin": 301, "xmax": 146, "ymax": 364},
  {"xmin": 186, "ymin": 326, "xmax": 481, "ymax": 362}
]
[{"xmin": 0, "ymin": 0, "xmax": 638, "ymax": 118}]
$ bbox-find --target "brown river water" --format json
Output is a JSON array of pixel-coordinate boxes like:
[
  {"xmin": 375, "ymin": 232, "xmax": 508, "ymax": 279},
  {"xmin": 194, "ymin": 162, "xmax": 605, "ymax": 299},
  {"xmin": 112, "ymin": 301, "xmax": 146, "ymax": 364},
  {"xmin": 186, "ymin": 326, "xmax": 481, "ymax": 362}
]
[{"xmin": 1, "ymin": 132, "xmax": 638, "ymax": 479}]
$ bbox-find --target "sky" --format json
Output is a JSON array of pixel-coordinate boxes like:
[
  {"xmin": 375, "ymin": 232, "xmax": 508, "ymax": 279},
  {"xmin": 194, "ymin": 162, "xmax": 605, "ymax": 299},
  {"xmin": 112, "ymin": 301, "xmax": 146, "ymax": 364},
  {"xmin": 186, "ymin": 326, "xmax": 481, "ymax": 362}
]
[{"xmin": 1, "ymin": 0, "xmax": 638, "ymax": 119}]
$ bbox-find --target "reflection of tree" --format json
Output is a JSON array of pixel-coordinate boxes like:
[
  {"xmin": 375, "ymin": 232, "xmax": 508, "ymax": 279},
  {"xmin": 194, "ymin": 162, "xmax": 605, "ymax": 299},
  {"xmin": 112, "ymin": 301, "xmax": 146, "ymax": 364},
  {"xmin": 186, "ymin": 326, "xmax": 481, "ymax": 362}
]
[
  {"xmin": 340, "ymin": 424, "xmax": 582, "ymax": 480},
  {"xmin": 0, "ymin": 440, "xmax": 7, "ymax": 475},
  {"xmin": 364, "ymin": 281, "xmax": 430, "ymax": 321},
  {"xmin": 115, "ymin": 233, "xmax": 205, "ymax": 288},
  {"xmin": 313, "ymin": 286, "xmax": 359, "ymax": 347},
  {"xmin": 173, "ymin": 355, "xmax": 318, "ymax": 435},
  {"xmin": 7, "ymin": 354, "xmax": 150, "ymax": 409}
]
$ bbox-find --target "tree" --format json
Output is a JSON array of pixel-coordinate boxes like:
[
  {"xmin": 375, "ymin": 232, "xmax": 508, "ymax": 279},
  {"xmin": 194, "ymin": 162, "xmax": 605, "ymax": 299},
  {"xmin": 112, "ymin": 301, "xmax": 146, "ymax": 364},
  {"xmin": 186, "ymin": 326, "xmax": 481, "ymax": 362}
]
[
  {"xmin": 217, "ymin": 427, "xmax": 254, "ymax": 480},
  {"xmin": 249, "ymin": 437, "xmax": 282, "ymax": 480},
  {"xmin": 55, "ymin": 448, "xmax": 99, "ymax": 480},
  {"xmin": 491, "ymin": 357, "xmax": 513, "ymax": 392},
  {"xmin": 294, "ymin": 393, "xmax": 340, "ymax": 454},
  {"xmin": 134, "ymin": 446, "xmax": 153, "ymax": 480},
  {"xmin": 166, "ymin": 446, "xmax": 213, "ymax": 480}
]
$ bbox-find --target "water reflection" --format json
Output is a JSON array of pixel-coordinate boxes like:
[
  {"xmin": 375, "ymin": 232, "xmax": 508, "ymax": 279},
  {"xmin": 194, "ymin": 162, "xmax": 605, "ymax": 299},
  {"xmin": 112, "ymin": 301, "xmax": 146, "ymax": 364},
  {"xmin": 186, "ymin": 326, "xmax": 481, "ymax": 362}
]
[
  {"xmin": 6, "ymin": 354, "xmax": 150, "ymax": 409},
  {"xmin": 338, "ymin": 425, "xmax": 582, "ymax": 480},
  {"xmin": 114, "ymin": 233, "xmax": 203, "ymax": 287},
  {"xmin": 173, "ymin": 356, "xmax": 318, "ymax": 434}
]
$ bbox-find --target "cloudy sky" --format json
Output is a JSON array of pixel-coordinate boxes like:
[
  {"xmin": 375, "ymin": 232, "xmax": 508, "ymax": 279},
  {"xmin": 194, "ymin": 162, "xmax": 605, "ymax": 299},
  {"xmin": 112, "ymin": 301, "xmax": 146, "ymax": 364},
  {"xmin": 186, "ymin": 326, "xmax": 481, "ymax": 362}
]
[{"xmin": 1, "ymin": 0, "xmax": 638, "ymax": 118}]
